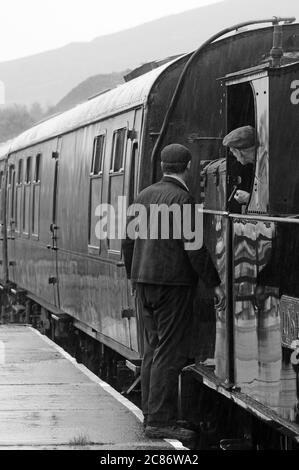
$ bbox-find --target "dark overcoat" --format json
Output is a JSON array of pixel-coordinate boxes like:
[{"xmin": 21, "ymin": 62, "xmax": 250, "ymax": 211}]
[{"xmin": 122, "ymin": 176, "xmax": 220, "ymax": 288}]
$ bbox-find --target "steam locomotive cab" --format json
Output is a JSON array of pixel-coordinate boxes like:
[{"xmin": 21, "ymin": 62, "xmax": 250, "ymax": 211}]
[
  {"xmin": 227, "ymin": 61, "xmax": 299, "ymax": 422},
  {"xmin": 186, "ymin": 57, "xmax": 299, "ymax": 447}
]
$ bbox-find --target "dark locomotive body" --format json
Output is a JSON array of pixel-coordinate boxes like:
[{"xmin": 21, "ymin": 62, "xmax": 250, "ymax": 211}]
[{"xmin": 1, "ymin": 21, "xmax": 299, "ymax": 448}]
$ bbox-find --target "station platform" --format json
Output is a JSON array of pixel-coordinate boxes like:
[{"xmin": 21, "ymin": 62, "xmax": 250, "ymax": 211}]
[{"xmin": 0, "ymin": 325, "xmax": 185, "ymax": 450}]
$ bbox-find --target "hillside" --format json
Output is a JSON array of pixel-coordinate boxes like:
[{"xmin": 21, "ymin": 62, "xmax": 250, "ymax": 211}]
[
  {"xmin": 53, "ymin": 55, "xmax": 181, "ymax": 113},
  {"xmin": 0, "ymin": 0, "xmax": 298, "ymax": 107},
  {"xmin": 53, "ymin": 71, "xmax": 129, "ymax": 113}
]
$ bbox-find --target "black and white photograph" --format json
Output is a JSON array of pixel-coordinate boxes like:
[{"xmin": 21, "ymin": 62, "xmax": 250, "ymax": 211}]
[{"xmin": 0, "ymin": 0, "xmax": 298, "ymax": 456}]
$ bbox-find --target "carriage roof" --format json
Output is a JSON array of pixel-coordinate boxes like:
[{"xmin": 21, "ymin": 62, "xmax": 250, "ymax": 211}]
[
  {"xmin": 8, "ymin": 57, "xmax": 183, "ymax": 155},
  {"xmin": 0, "ymin": 140, "xmax": 13, "ymax": 161}
]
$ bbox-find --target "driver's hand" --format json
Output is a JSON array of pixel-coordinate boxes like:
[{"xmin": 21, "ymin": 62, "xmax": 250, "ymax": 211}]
[
  {"xmin": 254, "ymin": 285, "xmax": 266, "ymax": 309},
  {"xmin": 130, "ymin": 280, "xmax": 136, "ymax": 296},
  {"xmin": 234, "ymin": 190, "xmax": 250, "ymax": 205},
  {"xmin": 214, "ymin": 285, "xmax": 226, "ymax": 310}
]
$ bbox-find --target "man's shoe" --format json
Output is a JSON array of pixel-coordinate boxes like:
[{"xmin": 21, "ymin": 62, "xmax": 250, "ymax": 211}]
[
  {"xmin": 176, "ymin": 420, "xmax": 196, "ymax": 431},
  {"xmin": 145, "ymin": 425, "xmax": 196, "ymax": 441}
]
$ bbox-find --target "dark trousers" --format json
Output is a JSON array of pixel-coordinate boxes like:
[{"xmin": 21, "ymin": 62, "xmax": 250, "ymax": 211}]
[{"xmin": 136, "ymin": 283, "xmax": 194, "ymax": 426}]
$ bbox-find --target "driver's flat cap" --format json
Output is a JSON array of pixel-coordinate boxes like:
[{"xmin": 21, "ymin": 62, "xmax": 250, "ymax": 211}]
[{"xmin": 223, "ymin": 126, "xmax": 256, "ymax": 149}]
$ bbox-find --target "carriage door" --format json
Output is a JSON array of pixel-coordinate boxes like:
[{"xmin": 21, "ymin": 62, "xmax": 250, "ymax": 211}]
[
  {"xmin": 48, "ymin": 137, "xmax": 62, "ymax": 308},
  {"xmin": 125, "ymin": 133, "xmax": 142, "ymax": 354},
  {"xmin": 0, "ymin": 161, "xmax": 6, "ymax": 280},
  {"xmin": 7, "ymin": 162, "xmax": 16, "ymax": 281},
  {"xmin": 123, "ymin": 108, "xmax": 144, "ymax": 356},
  {"xmin": 106, "ymin": 109, "xmax": 142, "ymax": 356}
]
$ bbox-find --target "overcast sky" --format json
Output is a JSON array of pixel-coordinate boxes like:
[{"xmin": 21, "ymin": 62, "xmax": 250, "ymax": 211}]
[{"xmin": 0, "ymin": 0, "xmax": 221, "ymax": 62}]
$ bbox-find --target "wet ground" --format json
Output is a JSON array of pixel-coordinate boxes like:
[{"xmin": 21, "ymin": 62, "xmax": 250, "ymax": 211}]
[{"xmin": 0, "ymin": 325, "xmax": 183, "ymax": 450}]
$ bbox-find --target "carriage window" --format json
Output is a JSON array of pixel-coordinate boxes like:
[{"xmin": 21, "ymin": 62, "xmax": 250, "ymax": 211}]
[
  {"xmin": 17, "ymin": 160, "xmax": 23, "ymax": 184},
  {"xmin": 92, "ymin": 135, "xmax": 105, "ymax": 175},
  {"xmin": 107, "ymin": 127, "xmax": 127, "ymax": 253},
  {"xmin": 16, "ymin": 160, "xmax": 23, "ymax": 232},
  {"xmin": 8, "ymin": 165, "xmax": 14, "ymax": 185},
  {"xmin": 7, "ymin": 165, "xmax": 15, "ymax": 223},
  {"xmin": 32, "ymin": 154, "xmax": 41, "ymax": 237},
  {"xmin": 88, "ymin": 134, "xmax": 106, "ymax": 252},
  {"xmin": 111, "ymin": 128, "xmax": 126, "ymax": 172},
  {"xmin": 0, "ymin": 171, "xmax": 3, "ymax": 223},
  {"xmin": 23, "ymin": 157, "xmax": 32, "ymax": 234},
  {"xmin": 129, "ymin": 142, "xmax": 138, "ymax": 205},
  {"xmin": 26, "ymin": 157, "xmax": 32, "ymax": 183},
  {"xmin": 34, "ymin": 154, "xmax": 41, "ymax": 182}
]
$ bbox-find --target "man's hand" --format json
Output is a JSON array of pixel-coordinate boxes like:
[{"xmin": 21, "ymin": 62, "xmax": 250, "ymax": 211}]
[
  {"xmin": 214, "ymin": 285, "xmax": 226, "ymax": 310},
  {"xmin": 234, "ymin": 190, "xmax": 250, "ymax": 205},
  {"xmin": 130, "ymin": 280, "xmax": 136, "ymax": 296},
  {"xmin": 254, "ymin": 285, "xmax": 266, "ymax": 309}
]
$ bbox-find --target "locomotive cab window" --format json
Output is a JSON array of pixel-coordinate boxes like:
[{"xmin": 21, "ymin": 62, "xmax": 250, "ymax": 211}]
[
  {"xmin": 88, "ymin": 132, "xmax": 106, "ymax": 252},
  {"xmin": 225, "ymin": 81, "xmax": 256, "ymax": 214}
]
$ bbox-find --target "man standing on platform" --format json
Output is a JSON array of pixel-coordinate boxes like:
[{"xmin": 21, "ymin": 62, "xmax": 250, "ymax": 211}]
[{"xmin": 122, "ymin": 143, "xmax": 225, "ymax": 442}]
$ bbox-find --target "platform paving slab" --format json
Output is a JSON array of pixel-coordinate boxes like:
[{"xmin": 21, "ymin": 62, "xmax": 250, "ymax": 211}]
[{"xmin": 0, "ymin": 325, "xmax": 184, "ymax": 450}]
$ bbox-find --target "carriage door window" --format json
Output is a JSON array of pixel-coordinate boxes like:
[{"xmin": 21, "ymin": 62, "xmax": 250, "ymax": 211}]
[
  {"xmin": 108, "ymin": 127, "xmax": 127, "ymax": 253},
  {"xmin": 23, "ymin": 157, "xmax": 32, "ymax": 235},
  {"xmin": 88, "ymin": 133, "xmax": 105, "ymax": 253},
  {"xmin": 0, "ymin": 170, "xmax": 4, "ymax": 225},
  {"xmin": 15, "ymin": 159, "xmax": 23, "ymax": 234},
  {"xmin": 129, "ymin": 141, "xmax": 138, "ymax": 205},
  {"xmin": 226, "ymin": 81, "xmax": 256, "ymax": 214},
  {"xmin": 32, "ymin": 153, "xmax": 41, "ymax": 237},
  {"xmin": 52, "ymin": 157, "xmax": 59, "ymax": 227},
  {"xmin": 7, "ymin": 165, "xmax": 15, "ymax": 231}
]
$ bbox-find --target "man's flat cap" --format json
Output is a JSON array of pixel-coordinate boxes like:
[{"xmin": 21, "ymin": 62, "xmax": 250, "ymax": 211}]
[
  {"xmin": 223, "ymin": 125, "xmax": 256, "ymax": 149},
  {"xmin": 161, "ymin": 144, "xmax": 192, "ymax": 164}
]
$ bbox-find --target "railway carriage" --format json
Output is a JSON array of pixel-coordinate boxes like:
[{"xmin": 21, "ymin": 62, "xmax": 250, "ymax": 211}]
[
  {"xmin": 1, "ymin": 16, "xmax": 299, "ymax": 448},
  {"xmin": 0, "ymin": 61, "xmax": 187, "ymax": 361}
]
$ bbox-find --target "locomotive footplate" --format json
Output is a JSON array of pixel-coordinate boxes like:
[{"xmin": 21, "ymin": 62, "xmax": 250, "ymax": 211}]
[{"xmin": 181, "ymin": 364, "xmax": 299, "ymax": 443}]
